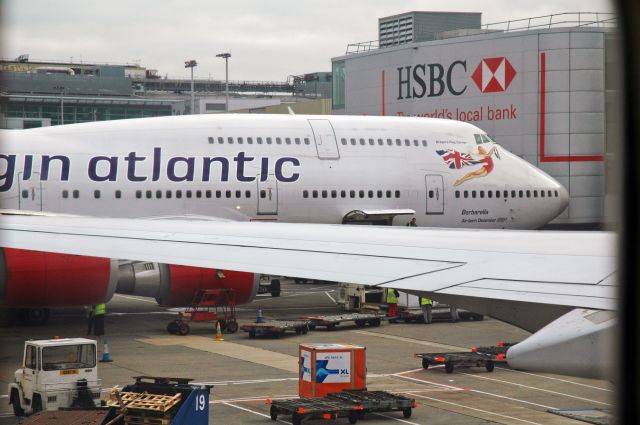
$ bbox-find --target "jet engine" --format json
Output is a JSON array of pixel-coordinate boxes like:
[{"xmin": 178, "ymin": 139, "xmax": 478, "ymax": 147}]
[{"xmin": 115, "ymin": 262, "xmax": 259, "ymax": 306}]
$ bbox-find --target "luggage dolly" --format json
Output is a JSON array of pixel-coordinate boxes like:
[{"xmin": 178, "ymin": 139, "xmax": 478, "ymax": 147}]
[
  {"xmin": 415, "ymin": 351, "xmax": 505, "ymax": 373},
  {"xmin": 240, "ymin": 320, "xmax": 310, "ymax": 338},
  {"xmin": 326, "ymin": 389, "xmax": 417, "ymax": 420},
  {"xmin": 301, "ymin": 313, "xmax": 386, "ymax": 330},
  {"xmin": 474, "ymin": 341, "xmax": 519, "ymax": 356},
  {"xmin": 267, "ymin": 397, "xmax": 364, "ymax": 424}
]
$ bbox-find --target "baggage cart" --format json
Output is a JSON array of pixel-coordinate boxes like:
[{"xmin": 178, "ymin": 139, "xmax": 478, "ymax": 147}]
[
  {"xmin": 474, "ymin": 341, "xmax": 519, "ymax": 356},
  {"xmin": 301, "ymin": 313, "xmax": 386, "ymax": 330},
  {"xmin": 327, "ymin": 389, "xmax": 416, "ymax": 420},
  {"xmin": 240, "ymin": 320, "xmax": 310, "ymax": 338},
  {"xmin": 267, "ymin": 397, "xmax": 364, "ymax": 424},
  {"xmin": 415, "ymin": 351, "xmax": 504, "ymax": 373},
  {"xmin": 167, "ymin": 288, "xmax": 237, "ymax": 336}
]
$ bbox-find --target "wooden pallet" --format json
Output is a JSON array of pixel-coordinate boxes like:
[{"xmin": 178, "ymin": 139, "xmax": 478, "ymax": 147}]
[
  {"xmin": 123, "ymin": 413, "xmax": 171, "ymax": 425},
  {"xmin": 107, "ymin": 388, "xmax": 181, "ymax": 413}
]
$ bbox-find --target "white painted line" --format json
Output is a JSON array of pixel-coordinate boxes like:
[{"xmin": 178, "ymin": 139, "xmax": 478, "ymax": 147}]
[
  {"xmin": 325, "ymin": 291, "xmax": 336, "ymax": 303},
  {"xmin": 371, "ymin": 412, "xmax": 421, "ymax": 424},
  {"xmin": 393, "ymin": 373, "xmax": 465, "ymax": 391},
  {"xmin": 221, "ymin": 402, "xmax": 291, "ymax": 424},
  {"xmin": 459, "ymin": 372, "xmax": 611, "ymax": 406},
  {"xmin": 212, "ymin": 395, "xmax": 298, "ymax": 404},
  {"xmin": 113, "ymin": 294, "xmax": 157, "ymax": 303},
  {"xmin": 468, "ymin": 388, "xmax": 557, "ymax": 410},
  {"xmin": 410, "ymin": 393, "xmax": 544, "ymax": 425},
  {"xmin": 350, "ymin": 330, "xmax": 467, "ymax": 351},
  {"xmin": 496, "ymin": 366, "xmax": 614, "ymax": 392}
]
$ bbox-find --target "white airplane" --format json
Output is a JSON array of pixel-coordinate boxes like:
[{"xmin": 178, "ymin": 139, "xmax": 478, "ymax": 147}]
[{"xmin": 0, "ymin": 114, "xmax": 570, "ymax": 321}]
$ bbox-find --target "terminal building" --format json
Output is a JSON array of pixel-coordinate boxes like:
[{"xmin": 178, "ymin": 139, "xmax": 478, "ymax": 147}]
[{"xmin": 332, "ymin": 12, "xmax": 618, "ymax": 227}]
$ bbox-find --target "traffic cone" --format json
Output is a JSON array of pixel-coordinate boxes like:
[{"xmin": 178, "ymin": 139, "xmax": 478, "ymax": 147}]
[
  {"xmin": 215, "ymin": 321, "xmax": 224, "ymax": 341},
  {"xmin": 256, "ymin": 306, "xmax": 265, "ymax": 323},
  {"xmin": 99, "ymin": 337, "xmax": 113, "ymax": 362}
]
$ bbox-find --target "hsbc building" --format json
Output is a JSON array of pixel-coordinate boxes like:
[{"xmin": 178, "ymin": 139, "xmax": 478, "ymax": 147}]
[{"xmin": 332, "ymin": 14, "xmax": 617, "ymax": 227}]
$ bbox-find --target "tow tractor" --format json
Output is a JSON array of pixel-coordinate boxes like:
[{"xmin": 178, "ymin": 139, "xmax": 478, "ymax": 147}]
[{"xmin": 9, "ymin": 338, "xmax": 102, "ymax": 416}]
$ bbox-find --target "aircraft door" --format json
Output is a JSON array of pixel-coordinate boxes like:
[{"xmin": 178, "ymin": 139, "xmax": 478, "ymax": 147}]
[
  {"xmin": 17, "ymin": 172, "xmax": 43, "ymax": 211},
  {"xmin": 257, "ymin": 174, "xmax": 278, "ymax": 215},
  {"xmin": 425, "ymin": 174, "xmax": 444, "ymax": 214},
  {"xmin": 308, "ymin": 119, "xmax": 340, "ymax": 159}
]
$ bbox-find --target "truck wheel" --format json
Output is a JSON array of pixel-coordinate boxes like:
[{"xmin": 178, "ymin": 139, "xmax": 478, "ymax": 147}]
[
  {"xmin": 369, "ymin": 318, "xmax": 381, "ymax": 327},
  {"xmin": 10, "ymin": 390, "xmax": 24, "ymax": 416},
  {"xmin": 270, "ymin": 405, "xmax": 278, "ymax": 421},
  {"xmin": 422, "ymin": 358, "xmax": 430, "ymax": 369},
  {"xmin": 178, "ymin": 323, "xmax": 190, "ymax": 336},
  {"xmin": 403, "ymin": 407, "xmax": 412, "ymax": 418},
  {"xmin": 302, "ymin": 325, "xmax": 309, "ymax": 334},
  {"xmin": 445, "ymin": 362, "xmax": 454, "ymax": 373},
  {"xmin": 270, "ymin": 279, "xmax": 281, "ymax": 297},
  {"xmin": 327, "ymin": 323, "xmax": 336, "ymax": 331},
  {"xmin": 226, "ymin": 321, "xmax": 238, "ymax": 334},
  {"xmin": 355, "ymin": 319, "xmax": 366, "ymax": 327},
  {"xmin": 485, "ymin": 360, "xmax": 495, "ymax": 372},
  {"xmin": 32, "ymin": 394, "xmax": 43, "ymax": 414}
]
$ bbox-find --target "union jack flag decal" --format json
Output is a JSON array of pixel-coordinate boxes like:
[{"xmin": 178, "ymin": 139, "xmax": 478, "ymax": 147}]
[{"xmin": 436, "ymin": 149, "xmax": 479, "ymax": 169}]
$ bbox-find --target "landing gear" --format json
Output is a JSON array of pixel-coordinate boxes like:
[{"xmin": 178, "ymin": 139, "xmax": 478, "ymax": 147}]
[{"xmin": 3, "ymin": 308, "xmax": 51, "ymax": 326}]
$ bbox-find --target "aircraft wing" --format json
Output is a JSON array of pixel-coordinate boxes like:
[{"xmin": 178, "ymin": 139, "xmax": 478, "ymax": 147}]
[{"xmin": 0, "ymin": 214, "xmax": 616, "ymax": 328}]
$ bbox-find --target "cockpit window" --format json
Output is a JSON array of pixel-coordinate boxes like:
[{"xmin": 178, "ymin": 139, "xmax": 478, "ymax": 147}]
[
  {"xmin": 481, "ymin": 134, "xmax": 495, "ymax": 144},
  {"xmin": 474, "ymin": 134, "xmax": 495, "ymax": 144},
  {"xmin": 473, "ymin": 134, "xmax": 483, "ymax": 145}
]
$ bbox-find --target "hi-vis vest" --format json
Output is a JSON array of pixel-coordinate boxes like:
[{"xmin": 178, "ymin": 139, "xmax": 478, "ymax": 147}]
[
  {"xmin": 420, "ymin": 297, "xmax": 433, "ymax": 306},
  {"xmin": 94, "ymin": 303, "xmax": 106, "ymax": 316},
  {"xmin": 386, "ymin": 289, "xmax": 398, "ymax": 304}
]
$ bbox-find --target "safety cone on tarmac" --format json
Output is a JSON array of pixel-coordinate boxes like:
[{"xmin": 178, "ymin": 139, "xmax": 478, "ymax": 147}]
[
  {"xmin": 215, "ymin": 321, "xmax": 224, "ymax": 341},
  {"xmin": 99, "ymin": 337, "xmax": 113, "ymax": 362},
  {"xmin": 256, "ymin": 306, "xmax": 265, "ymax": 323}
]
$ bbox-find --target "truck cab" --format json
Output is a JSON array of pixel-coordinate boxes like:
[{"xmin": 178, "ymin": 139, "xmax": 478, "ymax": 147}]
[{"xmin": 9, "ymin": 338, "xmax": 101, "ymax": 416}]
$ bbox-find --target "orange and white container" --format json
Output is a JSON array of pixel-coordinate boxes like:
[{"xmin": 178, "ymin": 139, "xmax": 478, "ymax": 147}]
[{"xmin": 298, "ymin": 343, "xmax": 366, "ymax": 398}]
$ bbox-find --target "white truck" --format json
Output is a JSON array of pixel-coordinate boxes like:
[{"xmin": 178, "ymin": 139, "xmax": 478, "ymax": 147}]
[{"xmin": 8, "ymin": 338, "xmax": 102, "ymax": 416}]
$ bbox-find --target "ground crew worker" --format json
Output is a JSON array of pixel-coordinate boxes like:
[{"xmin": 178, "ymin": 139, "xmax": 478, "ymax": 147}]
[
  {"xmin": 406, "ymin": 218, "xmax": 417, "ymax": 227},
  {"xmin": 92, "ymin": 303, "xmax": 106, "ymax": 336},
  {"xmin": 386, "ymin": 288, "xmax": 399, "ymax": 320},
  {"xmin": 420, "ymin": 297, "xmax": 433, "ymax": 324}
]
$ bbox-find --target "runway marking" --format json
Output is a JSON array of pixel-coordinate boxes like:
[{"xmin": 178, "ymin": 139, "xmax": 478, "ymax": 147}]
[
  {"xmin": 371, "ymin": 412, "xmax": 421, "ymax": 424},
  {"xmin": 113, "ymin": 294, "xmax": 157, "ymax": 303},
  {"xmin": 350, "ymin": 330, "xmax": 467, "ymax": 351},
  {"xmin": 139, "ymin": 335, "xmax": 299, "ymax": 373},
  {"xmin": 496, "ymin": 366, "xmax": 614, "ymax": 392},
  {"xmin": 194, "ymin": 377, "xmax": 298, "ymax": 386},
  {"xmin": 211, "ymin": 395, "xmax": 298, "ymax": 404},
  {"xmin": 325, "ymin": 291, "xmax": 336, "ymax": 303},
  {"xmin": 393, "ymin": 372, "xmax": 465, "ymax": 391},
  {"xmin": 221, "ymin": 402, "xmax": 291, "ymax": 424},
  {"xmin": 459, "ymin": 372, "xmax": 611, "ymax": 406},
  {"xmin": 467, "ymin": 388, "xmax": 557, "ymax": 410},
  {"xmin": 410, "ymin": 393, "xmax": 544, "ymax": 425}
]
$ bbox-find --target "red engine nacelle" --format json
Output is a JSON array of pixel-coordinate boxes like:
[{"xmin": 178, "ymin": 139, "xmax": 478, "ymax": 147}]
[
  {"xmin": 115, "ymin": 262, "xmax": 259, "ymax": 306},
  {"xmin": 0, "ymin": 248, "xmax": 117, "ymax": 307}
]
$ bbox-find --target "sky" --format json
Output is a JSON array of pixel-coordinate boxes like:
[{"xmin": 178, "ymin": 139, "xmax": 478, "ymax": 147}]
[{"xmin": 1, "ymin": 0, "xmax": 615, "ymax": 82}]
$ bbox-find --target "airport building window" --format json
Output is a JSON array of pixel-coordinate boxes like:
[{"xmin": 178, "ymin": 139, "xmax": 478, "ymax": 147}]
[
  {"xmin": 257, "ymin": 137, "xmax": 263, "ymax": 144},
  {"xmin": 295, "ymin": 138, "xmax": 301, "ymax": 145},
  {"xmin": 94, "ymin": 190, "xmax": 100, "ymax": 199},
  {"xmin": 266, "ymin": 137, "xmax": 272, "ymax": 144},
  {"xmin": 359, "ymin": 190, "xmax": 365, "ymax": 198},
  {"xmin": 227, "ymin": 137, "xmax": 234, "ymax": 144},
  {"xmin": 135, "ymin": 190, "xmax": 141, "ymax": 199},
  {"xmin": 218, "ymin": 137, "xmax": 224, "ymax": 144},
  {"xmin": 312, "ymin": 190, "xmax": 318, "ymax": 198},
  {"xmin": 322, "ymin": 190, "xmax": 327, "ymax": 198},
  {"xmin": 166, "ymin": 190, "xmax": 172, "ymax": 199},
  {"xmin": 186, "ymin": 190, "xmax": 193, "ymax": 198},
  {"xmin": 303, "ymin": 190, "xmax": 309, "ymax": 198},
  {"xmin": 225, "ymin": 190, "xmax": 231, "ymax": 198},
  {"xmin": 245, "ymin": 190, "xmax": 251, "ymax": 198},
  {"xmin": 304, "ymin": 138, "xmax": 310, "ymax": 145},
  {"xmin": 247, "ymin": 137, "xmax": 254, "ymax": 144},
  {"xmin": 196, "ymin": 190, "xmax": 202, "ymax": 198},
  {"xmin": 156, "ymin": 190, "xmax": 162, "ymax": 199},
  {"xmin": 276, "ymin": 137, "xmax": 282, "ymax": 144},
  {"xmin": 62, "ymin": 190, "xmax": 69, "ymax": 199},
  {"xmin": 331, "ymin": 190, "xmax": 337, "ymax": 198},
  {"xmin": 350, "ymin": 138, "xmax": 356, "ymax": 145},
  {"xmin": 176, "ymin": 190, "xmax": 182, "ymax": 199},
  {"xmin": 395, "ymin": 190, "xmax": 400, "ymax": 198},
  {"xmin": 455, "ymin": 190, "xmax": 460, "ymax": 198},
  {"xmin": 350, "ymin": 190, "xmax": 355, "ymax": 198},
  {"xmin": 146, "ymin": 190, "xmax": 152, "ymax": 199},
  {"xmin": 115, "ymin": 190, "xmax": 122, "ymax": 199},
  {"xmin": 208, "ymin": 137, "xmax": 214, "ymax": 144},
  {"xmin": 206, "ymin": 190, "xmax": 212, "ymax": 198},
  {"xmin": 237, "ymin": 137, "xmax": 244, "ymax": 144}
]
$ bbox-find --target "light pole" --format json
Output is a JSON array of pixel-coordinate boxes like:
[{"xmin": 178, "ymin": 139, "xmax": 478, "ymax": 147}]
[
  {"xmin": 53, "ymin": 85, "xmax": 65, "ymax": 125},
  {"xmin": 184, "ymin": 59, "xmax": 197, "ymax": 114},
  {"xmin": 216, "ymin": 53, "xmax": 231, "ymax": 112}
]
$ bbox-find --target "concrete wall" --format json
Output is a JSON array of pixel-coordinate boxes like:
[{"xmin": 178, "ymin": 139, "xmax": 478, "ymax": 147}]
[{"xmin": 332, "ymin": 27, "xmax": 614, "ymax": 225}]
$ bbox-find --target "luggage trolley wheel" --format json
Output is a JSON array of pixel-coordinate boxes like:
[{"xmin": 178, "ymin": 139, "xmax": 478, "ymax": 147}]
[
  {"xmin": 178, "ymin": 323, "xmax": 190, "ymax": 336},
  {"xmin": 348, "ymin": 410, "xmax": 359, "ymax": 424},
  {"xmin": 369, "ymin": 318, "xmax": 381, "ymax": 327},
  {"xmin": 248, "ymin": 330, "xmax": 256, "ymax": 339},
  {"xmin": 269, "ymin": 405, "xmax": 277, "ymax": 421},
  {"xmin": 403, "ymin": 407, "xmax": 412, "ymax": 418},
  {"xmin": 355, "ymin": 319, "xmax": 366, "ymax": 327},
  {"xmin": 302, "ymin": 325, "xmax": 309, "ymax": 334},
  {"xmin": 422, "ymin": 358, "xmax": 430, "ymax": 369},
  {"xmin": 292, "ymin": 412, "xmax": 303, "ymax": 425},
  {"xmin": 445, "ymin": 361, "xmax": 454, "ymax": 373},
  {"xmin": 226, "ymin": 320, "xmax": 239, "ymax": 334},
  {"xmin": 485, "ymin": 360, "xmax": 495, "ymax": 372}
]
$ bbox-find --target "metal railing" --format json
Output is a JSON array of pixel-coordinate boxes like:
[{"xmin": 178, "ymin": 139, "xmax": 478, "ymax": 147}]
[{"xmin": 346, "ymin": 12, "xmax": 616, "ymax": 55}]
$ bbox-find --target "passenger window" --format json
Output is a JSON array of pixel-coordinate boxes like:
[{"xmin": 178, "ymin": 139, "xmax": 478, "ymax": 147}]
[
  {"xmin": 487, "ymin": 191, "xmax": 492, "ymax": 198},
  {"xmin": 533, "ymin": 190, "xmax": 538, "ymax": 198},
  {"xmin": 464, "ymin": 190, "xmax": 468, "ymax": 198},
  {"xmin": 472, "ymin": 190, "xmax": 476, "ymax": 198},
  {"xmin": 94, "ymin": 190, "xmax": 100, "ymax": 199},
  {"xmin": 341, "ymin": 138, "xmax": 347, "ymax": 145},
  {"xmin": 63, "ymin": 190, "xmax": 69, "ymax": 199},
  {"xmin": 257, "ymin": 137, "xmax": 263, "ymax": 144},
  {"xmin": 331, "ymin": 190, "xmax": 337, "ymax": 198},
  {"xmin": 368, "ymin": 190, "xmax": 373, "ymax": 198},
  {"xmin": 245, "ymin": 190, "xmax": 251, "ymax": 198},
  {"xmin": 206, "ymin": 190, "xmax": 212, "ymax": 198},
  {"xmin": 503, "ymin": 190, "xmax": 508, "ymax": 198},
  {"xmin": 377, "ymin": 190, "xmax": 382, "ymax": 198},
  {"xmin": 295, "ymin": 138, "xmax": 301, "ymax": 145},
  {"xmin": 186, "ymin": 190, "xmax": 192, "ymax": 198},
  {"xmin": 386, "ymin": 190, "xmax": 391, "ymax": 198},
  {"xmin": 247, "ymin": 137, "xmax": 253, "ymax": 144},
  {"xmin": 312, "ymin": 190, "xmax": 318, "ymax": 198},
  {"xmin": 322, "ymin": 190, "xmax": 327, "ymax": 198},
  {"xmin": 266, "ymin": 137, "xmax": 272, "ymax": 144},
  {"xmin": 519, "ymin": 190, "xmax": 524, "ymax": 198},
  {"xmin": 526, "ymin": 190, "xmax": 531, "ymax": 198},
  {"xmin": 350, "ymin": 138, "xmax": 356, "ymax": 145},
  {"xmin": 135, "ymin": 190, "xmax": 141, "ymax": 199},
  {"xmin": 146, "ymin": 190, "xmax": 152, "ymax": 199},
  {"xmin": 422, "ymin": 140, "xmax": 427, "ymax": 147},
  {"xmin": 166, "ymin": 190, "xmax": 172, "ymax": 199},
  {"xmin": 304, "ymin": 138, "xmax": 310, "ymax": 145},
  {"xmin": 303, "ymin": 190, "xmax": 309, "ymax": 198},
  {"xmin": 176, "ymin": 190, "xmax": 182, "ymax": 198},
  {"xmin": 359, "ymin": 190, "xmax": 365, "ymax": 198},
  {"xmin": 225, "ymin": 190, "xmax": 231, "ymax": 198},
  {"xmin": 208, "ymin": 137, "xmax": 214, "ymax": 144},
  {"xmin": 218, "ymin": 137, "xmax": 224, "ymax": 144},
  {"xmin": 395, "ymin": 190, "xmax": 400, "ymax": 198},
  {"xmin": 541, "ymin": 190, "xmax": 545, "ymax": 198},
  {"xmin": 387, "ymin": 139, "xmax": 393, "ymax": 146},
  {"xmin": 276, "ymin": 137, "xmax": 282, "ymax": 144},
  {"xmin": 428, "ymin": 190, "xmax": 434, "ymax": 198},
  {"xmin": 350, "ymin": 190, "xmax": 355, "ymax": 198},
  {"xmin": 455, "ymin": 190, "xmax": 460, "ymax": 198},
  {"xmin": 260, "ymin": 190, "xmax": 266, "ymax": 198},
  {"xmin": 21, "ymin": 189, "xmax": 28, "ymax": 198},
  {"xmin": 115, "ymin": 190, "xmax": 122, "ymax": 199},
  {"xmin": 156, "ymin": 190, "xmax": 162, "ymax": 199},
  {"xmin": 285, "ymin": 138, "xmax": 292, "ymax": 144},
  {"xmin": 196, "ymin": 190, "xmax": 202, "ymax": 198},
  {"xmin": 413, "ymin": 140, "xmax": 419, "ymax": 146},
  {"xmin": 73, "ymin": 190, "xmax": 80, "ymax": 198},
  {"xmin": 369, "ymin": 138, "xmax": 375, "ymax": 145},
  {"xmin": 378, "ymin": 139, "xmax": 384, "ymax": 146},
  {"xmin": 237, "ymin": 137, "xmax": 243, "ymax": 144},
  {"xmin": 554, "ymin": 190, "xmax": 559, "ymax": 197},
  {"xmin": 404, "ymin": 139, "xmax": 410, "ymax": 146},
  {"xmin": 359, "ymin": 138, "xmax": 365, "ymax": 146},
  {"xmin": 479, "ymin": 190, "xmax": 484, "ymax": 198},
  {"xmin": 215, "ymin": 190, "xmax": 221, "ymax": 198},
  {"xmin": 495, "ymin": 191, "xmax": 500, "ymax": 198},
  {"xmin": 227, "ymin": 137, "xmax": 234, "ymax": 144},
  {"xmin": 511, "ymin": 190, "xmax": 516, "ymax": 198},
  {"xmin": 235, "ymin": 190, "xmax": 241, "ymax": 198},
  {"xmin": 395, "ymin": 139, "xmax": 401, "ymax": 146}
]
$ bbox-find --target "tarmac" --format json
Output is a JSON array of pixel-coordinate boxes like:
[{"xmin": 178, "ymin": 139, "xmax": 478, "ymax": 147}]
[{"xmin": 0, "ymin": 279, "xmax": 614, "ymax": 424}]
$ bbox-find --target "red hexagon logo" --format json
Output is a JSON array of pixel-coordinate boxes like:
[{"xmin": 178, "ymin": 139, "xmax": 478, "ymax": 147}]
[{"xmin": 471, "ymin": 57, "xmax": 516, "ymax": 93}]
